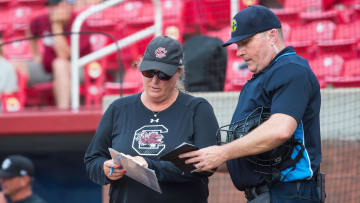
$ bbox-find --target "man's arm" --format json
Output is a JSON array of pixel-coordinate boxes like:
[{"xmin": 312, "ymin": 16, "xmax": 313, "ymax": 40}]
[{"xmin": 181, "ymin": 113, "xmax": 298, "ymax": 172}]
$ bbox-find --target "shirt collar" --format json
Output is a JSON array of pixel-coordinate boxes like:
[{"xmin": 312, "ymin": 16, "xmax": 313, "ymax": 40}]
[{"xmin": 251, "ymin": 46, "xmax": 295, "ymax": 79}]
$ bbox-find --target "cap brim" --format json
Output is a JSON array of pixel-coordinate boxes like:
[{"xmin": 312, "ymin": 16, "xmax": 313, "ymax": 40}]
[
  {"xmin": 140, "ymin": 60, "xmax": 178, "ymax": 76},
  {"xmin": 222, "ymin": 33, "xmax": 255, "ymax": 47},
  {"xmin": 0, "ymin": 170, "xmax": 17, "ymax": 178}
]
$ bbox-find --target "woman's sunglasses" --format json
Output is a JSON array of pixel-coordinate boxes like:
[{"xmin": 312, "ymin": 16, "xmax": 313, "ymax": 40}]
[{"xmin": 142, "ymin": 70, "xmax": 172, "ymax": 81}]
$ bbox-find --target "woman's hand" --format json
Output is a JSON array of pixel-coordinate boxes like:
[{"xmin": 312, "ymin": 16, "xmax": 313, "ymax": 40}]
[
  {"xmin": 132, "ymin": 156, "xmax": 148, "ymax": 168},
  {"xmin": 103, "ymin": 159, "xmax": 127, "ymax": 181},
  {"xmin": 0, "ymin": 191, "xmax": 7, "ymax": 203}
]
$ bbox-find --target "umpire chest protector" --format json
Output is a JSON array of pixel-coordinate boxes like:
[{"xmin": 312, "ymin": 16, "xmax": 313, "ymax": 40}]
[{"xmin": 217, "ymin": 106, "xmax": 305, "ymax": 183}]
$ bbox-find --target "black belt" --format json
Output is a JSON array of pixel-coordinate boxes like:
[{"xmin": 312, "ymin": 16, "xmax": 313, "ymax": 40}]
[{"xmin": 244, "ymin": 184, "xmax": 269, "ymax": 201}]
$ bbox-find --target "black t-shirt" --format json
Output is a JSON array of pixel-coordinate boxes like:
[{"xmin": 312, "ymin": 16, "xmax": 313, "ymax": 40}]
[
  {"xmin": 85, "ymin": 92, "xmax": 219, "ymax": 203},
  {"xmin": 227, "ymin": 47, "xmax": 322, "ymax": 190},
  {"xmin": 14, "ymin": 194, "xmax": 47, "ymax": 203}
]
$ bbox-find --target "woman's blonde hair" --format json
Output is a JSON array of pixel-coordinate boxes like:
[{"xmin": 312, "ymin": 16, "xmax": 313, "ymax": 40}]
[{"xmin": 175, "ymin": 66, "xmax": 185, "ymax": 92}]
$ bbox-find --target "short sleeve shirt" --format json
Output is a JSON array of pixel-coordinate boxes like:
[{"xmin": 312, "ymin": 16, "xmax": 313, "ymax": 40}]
[{"xmin": 227, "ymin": 47, "xmax": 322, "ymax": 190}]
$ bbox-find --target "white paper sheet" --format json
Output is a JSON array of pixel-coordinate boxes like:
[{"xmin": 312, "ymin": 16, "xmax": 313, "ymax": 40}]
[{"xmin": 108, "ymin": 148, "xmax": 162, "ymax": 193}]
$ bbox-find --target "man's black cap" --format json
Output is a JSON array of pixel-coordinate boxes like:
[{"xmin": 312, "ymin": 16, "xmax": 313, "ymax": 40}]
[
  {"xmin": 223, "ymin": 5, "xmax": 281, "ymax": 47},
  {"xmin": 45, "ymin": 0, "xmax": 62, "ymax": 6},
  {"xmin": 140, "ymin": 36, "xmax": 183, "ymax": 76},
  {"xmin": 0, "ymin": 155, "xmax": 35, "ymax": 178}
]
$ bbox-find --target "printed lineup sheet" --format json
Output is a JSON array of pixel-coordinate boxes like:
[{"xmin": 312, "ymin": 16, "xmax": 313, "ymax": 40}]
[{"xmin": 108, "ymin": 148, "xmax": 162, "ymax": 193}]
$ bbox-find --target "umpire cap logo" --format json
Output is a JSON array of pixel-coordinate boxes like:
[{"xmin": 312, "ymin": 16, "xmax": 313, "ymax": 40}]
[{"xmin": 231, "ymin": 19, "xmax": 237, "ymax": 32}]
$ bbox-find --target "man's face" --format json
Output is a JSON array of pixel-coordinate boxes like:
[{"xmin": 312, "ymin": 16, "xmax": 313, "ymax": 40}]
[
  {"xmin": 0, "ymin": 177, "xmax": 25, "ymax": 196},
  {"xmin": 235, "ymin": 31, "xmax": 275, "ymax": 74}
]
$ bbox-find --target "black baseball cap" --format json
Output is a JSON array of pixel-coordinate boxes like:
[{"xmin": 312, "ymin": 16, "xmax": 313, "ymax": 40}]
[
  {"xmin": 223, "ymin": 5, "xmax": 281, "ymax": 47},
  {"xmin": 45, "ymin": 0, "xmax": 62, "ymax": 6},
  {"xmin": 0, "ymin": 155, "xmax": 34, "ymax": 178},
  {"xmin": 140, "ymin": 36, "xmax": 183, "ymax": 76}
]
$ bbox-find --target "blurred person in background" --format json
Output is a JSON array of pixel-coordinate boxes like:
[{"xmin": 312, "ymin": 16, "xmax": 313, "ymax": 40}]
[
  {"xmin": 13, "ymin": 0, "xmax": 91, "ymax": 109},
  {"xmin": 181, "ymin": 5, "xmax": 323, "ymax": 203},
  {"xmin": 0, "ymin": 155, "xmax": 46, "ymax": 203},
  {"xmin": 85, "ymin": 36, "xmax": 219, "ymax": 203},
  {"xmin": 0, "ymin": 32, "xmax": 18, "ymax": 112}
]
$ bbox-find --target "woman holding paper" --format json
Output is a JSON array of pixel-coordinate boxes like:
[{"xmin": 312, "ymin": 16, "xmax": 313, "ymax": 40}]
[{"xmin": 84, "ymin": 36, "xmax": 219, "ymax": 203}]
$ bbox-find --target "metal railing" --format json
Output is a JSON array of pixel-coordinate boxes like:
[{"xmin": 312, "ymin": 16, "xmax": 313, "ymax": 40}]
[{"xmin": 70, "ymin": 0, "xmax": 162, "ymax": 111}]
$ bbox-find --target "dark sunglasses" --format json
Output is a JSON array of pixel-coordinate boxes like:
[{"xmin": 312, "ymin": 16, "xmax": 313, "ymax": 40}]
[{"xmin": 142, "ymin": 70, "xmax": 172, "ymax": 81}]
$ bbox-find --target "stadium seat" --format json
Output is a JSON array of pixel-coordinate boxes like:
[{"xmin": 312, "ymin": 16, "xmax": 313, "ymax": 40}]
[
  {"xmin": 309, "ymin": 55, "xmax": 344, "ymax": 80},
  {"xmin": 83, "ymin": 61, "xmax": 106, "ymax": 107},
  {"xmin": 284, "ymin": 0, "xmax": 322, "ymax": 12},
  {"xmin": 85, "ymin": 9, "xmax": 117, "ymax": 31},
  {"xmin": 289, "ymin": 20, "xmax": 336, "ymax": 59},
  {"xmin": 0, "ymin": 9, "xmax": 9, "ymax": 32},
  {"xmin": 197, "ymin": 0, "xmax": 230, "ymax": 31},
  {"xmin": 224, "ymin": 57, "xmax": 252, "ymax": 91},
  {"xmin": 299, "ymin": 9, "xmax": 340, "ymax": 23},
  {"xmin": 342, "ymin": 58, "xmax": 360, "ymax": 77},
  {"xmin": 325, "ymin": 58, "xmax": 360, "ymax": 87},
  {"xmin": 206, "ymin": 26, "xmax": 231, "ymax": 44},
  {"xmin": 16, "ymin": 0, "xmax": 46, "ymax": 10},
  {"xmin": 334, "ymin": 20, "xmax": 360, "ymax": 40},
  {"xmin": 316, "ymin": 20, "xmax": 360, "ymax": 59},
  {"xmin": 7, "ymin": 7, "xmax": 33, "ymax": 34},
  {"xmin": 25, "ymin": 82, "xmax": 54, "ymax": 107},
  {"xmin": 1, "ymin": 69, "xmax": 27, "ymax": 112},
  {"xmin": 290, "ymin": 20, "xmax": 336, "ymax": 43},
  {"xmin": 3, "ymin": 37, "xmax": 32, "ymax": 60},
  {"xmin": 104, "ymin": 67, "xmax": 143, "ymax": 96},
  {"xmin": 281, "ymin": 22, "xmax": 291, "ymax": 41},
  {"xmin": 272, "ymin": 8, "xmax": 300, "ymax": 27}
]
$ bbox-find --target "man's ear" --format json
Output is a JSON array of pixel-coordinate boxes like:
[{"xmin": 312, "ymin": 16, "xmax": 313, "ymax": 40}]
[
  {"xmin": 20, "ymin": 176, "xmax": 31, "ymax": 186},
  {"xmin": 267, "ymin": 29, "xmax": 278, "ymax": 43}
]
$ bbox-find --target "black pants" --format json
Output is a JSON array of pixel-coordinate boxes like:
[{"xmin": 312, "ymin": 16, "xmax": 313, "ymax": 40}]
[{"xmin": 246, "ymin": 180, "xmax": 321, "ymax": 203}]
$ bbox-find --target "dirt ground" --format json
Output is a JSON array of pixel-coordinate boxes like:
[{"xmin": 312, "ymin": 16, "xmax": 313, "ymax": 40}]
[{"xmin": 207, "ymin": 140, "xmax": 360, "ymax": 203}]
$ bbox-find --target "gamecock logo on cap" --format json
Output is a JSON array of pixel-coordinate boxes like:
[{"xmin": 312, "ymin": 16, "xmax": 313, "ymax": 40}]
[{"xmin": 155, "ymin": 47, "xmax": 167, "ymax": 58}]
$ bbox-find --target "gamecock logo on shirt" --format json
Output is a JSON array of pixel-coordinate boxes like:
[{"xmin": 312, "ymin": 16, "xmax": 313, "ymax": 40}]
[{"xmin": 132, "ymin": 125, "xmax": 167, "ymax": 156}]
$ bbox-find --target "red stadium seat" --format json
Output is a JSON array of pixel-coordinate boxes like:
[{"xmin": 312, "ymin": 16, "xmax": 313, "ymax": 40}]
[
  {"xmin": 290, "ymin": 20, "xmax": 336, "ymax": 43},
  {"xmin": 3, "ymin": 37, "xmax": 32, "ymax": 60},
  {"xmin": 323, "ymin": 47, "xmax": 360, "ymax": 88},
  {"xmin": 284, "ymin": 0, "xmax": 322, "ymax": 12},
  {"xmin": 0, "ymin": 9, "xmax": 9, "ymax": 32},
  {"xmin": 224, "ymin": 57, "xmax": 252, "ymax": 91},
  {"xmin": 206, "ymin": 26, "xmax": 231, "ymax": 44},
  {"xmin": 7, "ymin": 7, "xmax": 33, "ymax": 34},
  {"xmin": 272, "ymin": 0, "xmax": 322, "ymax": 26},
  {"xmin": 104, "ymin": 67, "xmax": 143, "ymax": 95},
  {"xmin": 316, "ymin": 20, "xmax": 360, "ymax": 59},
  {"xmin": 299, "ymin": 9, "xmax": 340, "ymax": 23},
  {"xmin": 83, "ymin": 61, "xmax": 106, "ymax": 107},
  {"xmin": 85, "ymin": 9, "xmax": 117, "ymax": 31},
  {"xmin": 1, "ymin": 69, "xmax": 27, "ymax": 112},
  {"xmin": 272, "ymin": 8, "xmax": 300, "ymax": 27},
  {"xmin": 309, "ymin": 55, "xmax": 344, "ymax": 79},
  {"xmin": 281, "ymin": 22, "xmax": 291, "ymax": 41},
  {"xmin": 342, "ymin": 58, "xmax": 360, "ymax": 77},
  {"xmin": 334, "ymin": 20, "xmax": 360, "ymax": 40},
  {"xmin": 289, "ymin": 20, "xmax": 336, "ymax": 59}
]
